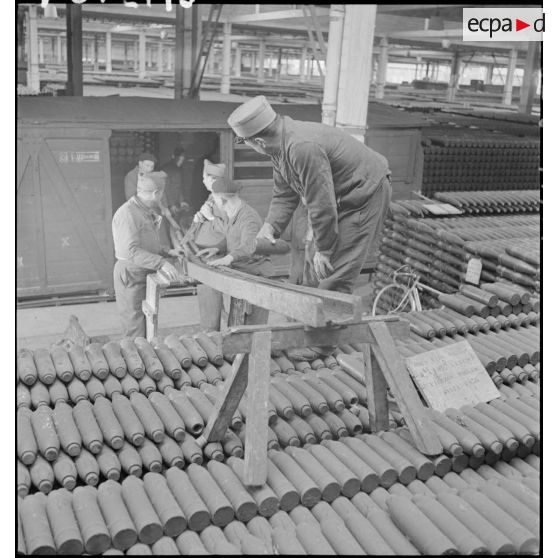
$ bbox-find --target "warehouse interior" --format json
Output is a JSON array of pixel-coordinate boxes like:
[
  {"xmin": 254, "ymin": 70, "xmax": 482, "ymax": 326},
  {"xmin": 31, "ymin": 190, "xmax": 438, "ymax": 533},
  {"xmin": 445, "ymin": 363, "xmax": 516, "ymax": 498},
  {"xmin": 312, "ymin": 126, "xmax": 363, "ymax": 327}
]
[{"xmin": 17, "ymin": 3, "xmax": 541, "ymax": 556}]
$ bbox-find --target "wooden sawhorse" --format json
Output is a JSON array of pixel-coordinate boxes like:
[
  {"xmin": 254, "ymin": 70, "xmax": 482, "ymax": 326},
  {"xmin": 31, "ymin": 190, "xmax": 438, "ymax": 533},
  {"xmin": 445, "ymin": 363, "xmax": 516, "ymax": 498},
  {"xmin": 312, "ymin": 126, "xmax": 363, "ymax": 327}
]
[{"xmin": 197, "ymin": 316, "xmax": 443, "ymax": 486}]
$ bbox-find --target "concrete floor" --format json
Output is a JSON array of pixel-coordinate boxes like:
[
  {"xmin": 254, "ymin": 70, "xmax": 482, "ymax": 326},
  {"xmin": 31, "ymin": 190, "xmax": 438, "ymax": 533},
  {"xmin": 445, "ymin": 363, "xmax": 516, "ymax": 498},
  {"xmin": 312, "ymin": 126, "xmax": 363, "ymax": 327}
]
[{"xmin": 17, "ymin": 294, "xmax": 201, "ymax": 350}]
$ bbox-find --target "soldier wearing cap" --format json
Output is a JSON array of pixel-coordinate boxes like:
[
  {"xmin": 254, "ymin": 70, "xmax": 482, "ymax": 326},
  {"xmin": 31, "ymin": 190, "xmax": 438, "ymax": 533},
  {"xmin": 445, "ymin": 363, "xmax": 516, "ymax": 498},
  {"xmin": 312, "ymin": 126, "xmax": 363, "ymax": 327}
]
[
  {"xmin": 124, "ymin": 152, "xmax": 157, "ymax": 201},
  {"xmin": 227, "ymin": 95, "xmax": 392, "ymax": 295},
  {"xmin": 195, "ymin": 175, "xmax": 273, "ymax": 328},
  {"xmin": 112, "ymin": 171, "xmax": 181, "ymax": 338}
]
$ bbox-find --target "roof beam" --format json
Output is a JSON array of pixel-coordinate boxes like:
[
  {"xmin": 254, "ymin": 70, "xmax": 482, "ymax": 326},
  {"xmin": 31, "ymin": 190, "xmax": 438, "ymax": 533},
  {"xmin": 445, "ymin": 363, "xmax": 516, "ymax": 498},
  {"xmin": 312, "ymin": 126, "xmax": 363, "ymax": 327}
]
[{"xmin": 226, "ymin": 9, "xmax": 328, "ymax": 25}]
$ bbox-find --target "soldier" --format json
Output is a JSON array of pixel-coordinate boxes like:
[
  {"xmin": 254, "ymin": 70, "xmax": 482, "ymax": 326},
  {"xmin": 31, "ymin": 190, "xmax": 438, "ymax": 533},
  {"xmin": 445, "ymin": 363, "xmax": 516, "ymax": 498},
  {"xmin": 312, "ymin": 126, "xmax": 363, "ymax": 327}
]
[
  {"xmin": 227, "ymin": 95, "xmax": 392, "ymax": 295},
  {"xmin": 112, "ymin": 171, "xmax": 181, "ymax": 338}
]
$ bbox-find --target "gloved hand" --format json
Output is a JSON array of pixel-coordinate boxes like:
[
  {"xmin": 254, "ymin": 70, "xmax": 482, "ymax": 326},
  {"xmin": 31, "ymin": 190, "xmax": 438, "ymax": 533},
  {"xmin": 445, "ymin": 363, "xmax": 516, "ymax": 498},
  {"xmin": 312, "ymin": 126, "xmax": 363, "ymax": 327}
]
[
  {"xmin": 256, "ymin": 222, "xmax": 276, "ymax": 244},
  {"xmin": 160, "ymin": 260, "xmax": 180, "ymax": 282},
  {"xmin": 196, "ymin": 246, "xmax": 220, "ymax": 259},
  {"xmin": 207, "ymin": 254, "xmax": 234, "ymax": 268},
  {"xmin": 313, "ymin": 251, "xmax": 334, "ymax": 280}
]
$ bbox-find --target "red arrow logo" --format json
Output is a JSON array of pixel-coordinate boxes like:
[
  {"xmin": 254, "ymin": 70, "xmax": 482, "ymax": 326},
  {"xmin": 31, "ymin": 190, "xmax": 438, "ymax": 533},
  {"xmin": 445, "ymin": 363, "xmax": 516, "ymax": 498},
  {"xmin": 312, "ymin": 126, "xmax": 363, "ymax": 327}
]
[{"xmin": 516, "ymin": 18, "xmax": 530, "ymax": 31}]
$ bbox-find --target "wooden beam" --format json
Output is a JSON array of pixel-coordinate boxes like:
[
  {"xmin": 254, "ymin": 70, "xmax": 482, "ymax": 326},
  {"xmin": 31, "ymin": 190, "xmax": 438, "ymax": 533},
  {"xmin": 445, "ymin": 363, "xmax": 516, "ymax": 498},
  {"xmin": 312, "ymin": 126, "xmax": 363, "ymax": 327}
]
[
  {"xmin": 363, "ymin": 343, "xmax": 390, "ymax": 432},
  {"xmin": 368, "ymin": 321, "xmax": 442, "ymax": 455},
  {"xmin": 186, "ymin": 260, "xmax": 327, "ymax": 327},
  {"xmin": 220, "ymin": 316, "xmax": 410, "ymax": 355},
  {"xmin": 227, "ymin": 268, "xmax": 362, "ymax": 323},
  {"xmin": 199, "ymin": 354, "xmax": 249, "ymax": 445},
  {"xmin": 243, "ymin": 331, "xmax": 271, "ymax": 486}
]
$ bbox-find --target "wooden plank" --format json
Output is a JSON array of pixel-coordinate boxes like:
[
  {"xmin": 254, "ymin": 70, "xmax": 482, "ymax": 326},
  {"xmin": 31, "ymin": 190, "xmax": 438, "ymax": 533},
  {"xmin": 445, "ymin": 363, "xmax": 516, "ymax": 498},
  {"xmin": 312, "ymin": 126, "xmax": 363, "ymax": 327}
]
[
  {"xmin": 220, "ymin": 316, "xmax": 409, "ymax": 354},
  {"xmin": 229, "ymin": 267, "xmax": 363, "ymax": 322},
  {"xmin": 363, "ymin": 344, "xmax": 390, "ymax": 432},
  {"xmin": 186, "ymin": 260, "xmax": 327, "ymax": 327},
  {"xmin": 234, "ymin": 161, "xmax": 274, "ymax": 168},
  {"xmin": 200, "ymin": 353, "xmax": 249, "ymax": 445},
  {"xmin": 243, "ymin": 330, "xmax": 272, "ymax": 487},
  {"xmin": 368, "ymin": 321, "xmax": 442, "ymax": 456}
]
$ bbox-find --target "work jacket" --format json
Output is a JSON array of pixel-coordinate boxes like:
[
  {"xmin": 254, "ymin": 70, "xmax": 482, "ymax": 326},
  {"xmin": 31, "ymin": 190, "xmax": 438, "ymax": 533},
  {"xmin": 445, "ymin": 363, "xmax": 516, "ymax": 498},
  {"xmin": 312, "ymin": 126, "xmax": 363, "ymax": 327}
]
[
  {"xmin": 267, "ymin": 116, "xmax": 389, "ymax": 255},
  {"xmin": 112, "ymin": 196, "xmax": 166, "ymax": 271},
  {"xmin": 223, "ymin": 200, "xmax": 272, "ymax": 277}
]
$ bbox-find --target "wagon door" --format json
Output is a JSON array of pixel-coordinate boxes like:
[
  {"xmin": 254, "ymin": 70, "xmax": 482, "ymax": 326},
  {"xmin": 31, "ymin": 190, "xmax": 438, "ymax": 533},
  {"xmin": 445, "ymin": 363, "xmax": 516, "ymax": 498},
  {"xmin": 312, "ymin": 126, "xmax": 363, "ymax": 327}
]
[{"xmin": 17, "ymin": 128, "xmax": 113, "ymax": 299}]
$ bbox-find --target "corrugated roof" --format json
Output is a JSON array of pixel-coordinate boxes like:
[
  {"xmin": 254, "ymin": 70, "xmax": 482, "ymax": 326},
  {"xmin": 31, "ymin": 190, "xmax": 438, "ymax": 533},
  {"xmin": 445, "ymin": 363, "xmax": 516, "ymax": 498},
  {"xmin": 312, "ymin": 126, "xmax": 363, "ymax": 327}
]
[{"xmin": 17, "ymin": 96, "xmax": 427, "ymax": 130}]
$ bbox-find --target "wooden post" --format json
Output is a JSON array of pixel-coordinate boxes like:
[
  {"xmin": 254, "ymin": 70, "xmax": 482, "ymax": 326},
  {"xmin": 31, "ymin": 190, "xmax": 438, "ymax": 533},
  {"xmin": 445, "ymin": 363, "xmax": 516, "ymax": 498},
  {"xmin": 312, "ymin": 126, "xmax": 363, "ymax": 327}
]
[
  {"xmin": 503, "ymin": 48, "xmax": 517, "ymax": 106},
  {"xmin": 105, "ymin": 32, "xmax": 112, "ymax": 73},
  {"xmin": 257, "ymin": 39, "xmax": 265, "ymax": 83},
  {"xmin": 26, "ymin": 5, "xmax": 40, "ymax": 93},
  {"xmin": 38, "ymin": 36, "xmax": 44, "ymax": 64},
  {"xmin": 375, "ymin": 37, "xmax": 388, "ymax": 100},
  {"xmin": 66, "ymin": 3, "xmax": 83, "ymax": 96},
  {"xmin": 139, "ymin": 30, "xmax": 146, "ymax": 78},
  {"xmin": 197, "ymin": 285, "xmax": 222, "ymax": 332},
  {"xmin": 243, "ymin": 331, "xmax": 272, "ymax": 486},
  {"xmin": 447, "ymin": 51, "xmax": 460, "ymax": 102},
  {"xmin": 362, "ymin": 344, "xmax": 389, "ymax": 431},
  {"xmin": 368, "ymin": 322, "xmax": 442, "ymax": 455},
  {"xmin": 166, "ymin": 46, "xmax": 173, "ymax": 71},
  {"xmin": 335, "ymin": 5, "xmax": 377, "ymax": 142},
  {"xmin": 221, "ymin": 22, "xmax": 232, "ymax": 94},
  {"xmin": 519, "ymin": 41, "xmax": 540, "ymax": 115}
]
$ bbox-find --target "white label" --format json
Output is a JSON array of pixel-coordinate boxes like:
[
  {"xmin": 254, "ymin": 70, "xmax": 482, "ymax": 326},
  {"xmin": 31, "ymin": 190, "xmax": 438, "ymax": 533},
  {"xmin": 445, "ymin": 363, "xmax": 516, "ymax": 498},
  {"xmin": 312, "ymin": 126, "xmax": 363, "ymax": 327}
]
[
  {"xmin": 465, "ymin": 258, "xmax": 483, "ymax": 285},
  {"xmin": 406, "ymin": 341, "xmax": 500, "ymax": 412}
]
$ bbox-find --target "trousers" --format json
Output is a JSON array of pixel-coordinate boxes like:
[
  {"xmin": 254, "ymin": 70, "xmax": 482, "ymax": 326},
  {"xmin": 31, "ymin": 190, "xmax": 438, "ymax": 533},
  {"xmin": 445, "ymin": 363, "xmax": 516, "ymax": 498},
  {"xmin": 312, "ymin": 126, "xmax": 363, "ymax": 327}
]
[
  {"xmin": 304, "ymin": 175, "xmax": 392, "ymax": 294},
  {"xmin": 113, "ymin": 260, "xmax": 150, "ymax": 339}
]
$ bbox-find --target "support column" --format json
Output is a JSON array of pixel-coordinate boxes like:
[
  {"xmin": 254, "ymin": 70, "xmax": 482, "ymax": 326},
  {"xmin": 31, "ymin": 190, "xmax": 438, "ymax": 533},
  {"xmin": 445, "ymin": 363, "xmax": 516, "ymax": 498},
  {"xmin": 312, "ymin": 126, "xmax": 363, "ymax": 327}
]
[
  {"xmin": 299, "ymin": 45, "xmax": 307, "ymax": 82},
  {"xmin": 335, "ymin": 5, "xmax": 377, "ymax": 142},
  {"xmin": 485, "ymin": 63, "xmax": 493, "ymax": 85},
  {"xmin": 93, "ymin": 33, "xmax": 99, "ymax": 71},
  {"xmin": 306, "ymin": 56, "xmax": 313, "ymax": 80},
  {"xmin": 105, "ymin": 32, "xmax": 112, "ymax": 73},
  {"xmin": 26, "ymin": 5, "xmax": 40, "ymax": 92},
  {"xmin": 322, "ymin": 4, "xmax": 344, "ymax": 126},
  {"xmin": 233, "ymin": 44, "xmax": 242, "ymax": 77},
  {"xmin": 375, "ymin": 37, "xmax": 388, "ymax": 100},
  {"xmin": 208, "ymin": 46, "xmax": 215, "ymax": 74},
  {"xmin": 166, "ymin": 46, "xmax": 172, "ymax": 70},
  {"xmin": 38, "ymin": 36, "xmax": 44, "ymax": 64},
  {"xmin": 257, "ymin": 39, "xmax": 265, "ymax": 83},
  {"xmin": 157, "ymin": 41, "xmax": 163, "ymax": 72},
  {"xmin": 174, "ymin": 4, "xmax": 199, "ymax": 98},
  {"xmin": 56, "ymin": 35, "xmax": 62, "ymax": 64},
  {"xmin": 139, "ymin": 31, "xmax": 146, "ymax": 78},
  {"xmin": 276, "ymin": 48, "xmax": 282, "ymax": 81},
  {"xmin": 66, "ymin": 3, "xmax": 83, "ymax": 95},
  {"xmin": 447, "ymin": 51, "xmax": 460, "ymax": 102},
  {"xmin": 519, "ymin": 41, "xmax": 540, "ymax": 114},
  {"xmin": 220, "ymin": 22, "xmax": 232, "ymax": 94},
  {"xmin": 503, "ymin": 48, "xmax": 517, "ymax": 106}
]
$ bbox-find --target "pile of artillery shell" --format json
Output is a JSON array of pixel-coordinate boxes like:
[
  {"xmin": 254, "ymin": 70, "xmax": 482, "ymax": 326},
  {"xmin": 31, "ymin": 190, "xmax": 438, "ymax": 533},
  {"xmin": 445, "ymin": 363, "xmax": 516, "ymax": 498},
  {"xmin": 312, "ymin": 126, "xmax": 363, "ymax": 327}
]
[
  {"xmin": 17, "ymin": 332, "xmax": 539, "ymax": 555},
  {"xmin": 421, "ymin": 133, "xmax": 540, "ymax": 196},
  {"xmin": 433, "ymin": 190, "xmax": 540, "ymax": 215},
  {"xmin": 375, "ymin": 207, "xmax": 539, "ymax": 304}
]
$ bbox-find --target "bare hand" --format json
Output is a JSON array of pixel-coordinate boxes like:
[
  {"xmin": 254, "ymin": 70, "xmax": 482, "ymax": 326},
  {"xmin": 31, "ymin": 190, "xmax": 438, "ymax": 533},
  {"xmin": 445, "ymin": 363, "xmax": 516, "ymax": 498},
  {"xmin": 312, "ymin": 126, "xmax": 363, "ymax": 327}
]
[
  {"xmin": 160, "ymin": 260, "xmax": 181, "ymax": 282},
  {"xmin": 313, "ymin": 251, "xmax": 334, "ymax": 280},
  {"xmin": 207, "ymin": 254, "xmax": 234, "ymax": 267},
  {"xmin": 196, "ymin": 247, "xmax": 220, "ymax": 259},
  {"xmin": 256, "ymin": 222, "xmax": 276, "ymax": 244},
  {"xmin": 167, "ymin": 248, "xmax": 185, "ymax": 257}
]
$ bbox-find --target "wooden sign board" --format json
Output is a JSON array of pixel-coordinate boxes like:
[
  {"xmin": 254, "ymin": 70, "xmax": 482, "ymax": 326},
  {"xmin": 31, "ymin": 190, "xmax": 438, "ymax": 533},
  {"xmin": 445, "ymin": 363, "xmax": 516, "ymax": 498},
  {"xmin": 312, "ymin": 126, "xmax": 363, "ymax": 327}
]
[
  {"xmin": 405, "ymin": 340, "xmax": 500, "ymax": 412},
  {"xmin": 465, "ymin": 257, "xmax": 483, "ymax": 285}
]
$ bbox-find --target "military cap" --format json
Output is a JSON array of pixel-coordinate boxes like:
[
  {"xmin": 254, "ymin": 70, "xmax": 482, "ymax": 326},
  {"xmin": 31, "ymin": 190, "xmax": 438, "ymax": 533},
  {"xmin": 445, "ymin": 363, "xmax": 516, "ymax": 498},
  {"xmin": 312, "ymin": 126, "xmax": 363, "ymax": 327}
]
[
  {"xmin": 138, "ymin": 171, "xmax": 167, "ymax": 192},
  {"xmin": 227, "ymin": 95, "xmax": 277, "ymax": 139},
  {"xmin": 138, "ymin": 151, "xmax": 156, "ymax": 163},
  {"xmin": 203, "ymin": 159, "xmax": 227, "ymax": 178},
  {"xmin": 211, "ymin": 177, "xmax": 241, "ymax": 195}
]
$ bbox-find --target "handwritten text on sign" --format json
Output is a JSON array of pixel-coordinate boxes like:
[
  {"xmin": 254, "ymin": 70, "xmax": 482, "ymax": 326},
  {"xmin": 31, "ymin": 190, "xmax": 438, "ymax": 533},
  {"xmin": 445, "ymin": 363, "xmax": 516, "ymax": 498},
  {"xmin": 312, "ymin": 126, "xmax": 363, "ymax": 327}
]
[{"xmin": 405, "ymin": 340, "xmax": 500, "ymax": 412}]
